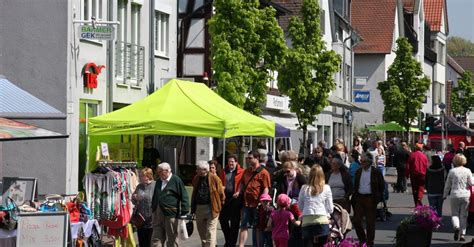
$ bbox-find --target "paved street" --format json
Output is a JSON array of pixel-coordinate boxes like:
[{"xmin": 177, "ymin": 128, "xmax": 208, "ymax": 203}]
[{"xmin": 178, "ymin": 171, "xmax": 474, "ymax": 247}]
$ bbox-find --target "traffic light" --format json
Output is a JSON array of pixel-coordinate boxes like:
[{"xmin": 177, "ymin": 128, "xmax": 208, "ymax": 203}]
[{"xmin": 425, "ymin": 115, "xmax": 436, "ymax": 132}]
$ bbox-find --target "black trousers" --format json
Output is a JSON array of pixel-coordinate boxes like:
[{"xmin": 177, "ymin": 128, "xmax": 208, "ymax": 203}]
[
  {"xmin": 219, "ymin": 198, "xmax": 242, "ymax": 247},
  {"xmin": 137, "ymin": 228, "xmax": 153, "ymax": 247},
  {"xmin": 396, "ymin": 167, "xmax": 407, "ymax": 192}
]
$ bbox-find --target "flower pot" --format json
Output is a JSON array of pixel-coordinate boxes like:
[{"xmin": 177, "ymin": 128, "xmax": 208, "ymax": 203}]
[{"xmin": 403, "ymin": 224, "xmax": 432, "ymax": 247}]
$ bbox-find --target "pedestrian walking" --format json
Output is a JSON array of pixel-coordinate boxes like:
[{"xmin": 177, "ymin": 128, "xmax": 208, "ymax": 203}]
[
  {"xmin": 352, "ymin": 152, "xmax": 385, "ymax": 247},
  {"xmin": 256, "ymin": 193, "xmax": 275, "ymax": 247},
  {"xmin": 298, "ymin": 165, "xmax": 333, "ymax": 247},
  {"xmin": 425, "ymin": 155, "xmax": 445, "ymax": 217},
  {"xmin": 191, "ymin": 160, "xmax": 225, "ymax": 247},
  {"xmin": 348, "ymin": 149, "xmax": 361, "ymax": 185},
  {"xmin": 443, "ymin": 144, "xmax": 456, "ymax": 174},
  {"xmin": 443, "ymin": 154, "xmax": 472, "ymax": 242},
  {"xmin": 406, "ymin": 143, "xmax": 428, "ymax": 206},
  {"xmin": 151, "ymin": 163, "xmax": 190, "ymax": 247},
  {"xmin": 218, "ymin": 155, "xmax": 244, "ymax": 247},
  {"xmin": 267, "ymin": 194, "xmax": 301, "ymax": 247},
  {"xmin": 131, "ymin": 168, "xmax": 156, "ymax": 247},
  {"xmin": 393, "ymin": 142, "xmax": 410, "ymax": 193},
  {"xmin": 236, "ymin": 150, "xmax": 271, "ymax": 247},
  {"xmin": 274, "ymin": 160, "xmax": 306, "ymax": 246},
  {"xmin": 326, "ymin": 157, "xmax": 353, "ymax": 213}
]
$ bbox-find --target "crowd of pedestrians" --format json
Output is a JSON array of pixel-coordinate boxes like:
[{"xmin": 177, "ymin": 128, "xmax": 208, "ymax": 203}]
[{"xmin": 130, "ymin": 138, "xmax": 473, "ymax": 247}]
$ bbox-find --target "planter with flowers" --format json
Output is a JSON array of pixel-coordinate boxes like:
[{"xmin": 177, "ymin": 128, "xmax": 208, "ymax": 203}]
[{"xmin": 396, "ymin": 205, "xmax": 441, "ymax": 247}]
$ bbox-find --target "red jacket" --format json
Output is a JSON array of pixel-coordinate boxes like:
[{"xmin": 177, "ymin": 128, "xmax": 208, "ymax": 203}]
[
  {"xmin": 219, "ymin": 163, "xmax": 244, "ymax": 193},
  {"xmin": 405, "ymin": 151, "xmax": 428, "ymax": 177}
]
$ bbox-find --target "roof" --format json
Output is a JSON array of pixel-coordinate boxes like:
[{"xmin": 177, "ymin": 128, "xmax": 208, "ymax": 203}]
[
  {"xmin": 453, "ymin": 56, "xmax": 474, "ymax": 72},
  {"xmin": 453, "ymin": 56, "xmax": 474, "ymax": 80},
  {"xmin": 0, "ymin": 77, "xmax": 65, "ymax": 119},
  {"xmin": 89, "ymin": 79, "xmax": 275, "ymax": 138},
  {"xmin": 447, "ymin": 55, "xmax": 465, "ymax": 75},
  {"xmin": 271, "ymin": 0, "xmax": 303, "ymax": 31},
  {"xmin": 352, "ymin": 0, "xmax": 397, "ymax": 54},
  {"xmin": 423, "ymin": 0, "xmax": 447, "ymax": 32}
]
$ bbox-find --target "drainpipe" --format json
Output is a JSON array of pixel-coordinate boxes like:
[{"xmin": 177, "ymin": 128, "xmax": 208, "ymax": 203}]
[
  {"xmin": 149, "ymin": 0, "xmax": 155, "ymax": 94},
  {"xmin": 106, "ymin": 0, "xmax": 114, "ymax": 112},
  {"xmin": 397, "ymin": 0, "xmax": 405, "ymax": 37}
]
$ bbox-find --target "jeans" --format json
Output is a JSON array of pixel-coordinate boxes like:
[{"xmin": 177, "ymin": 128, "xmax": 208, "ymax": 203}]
[
  {"xmin": 219, "ymin": 198, "xmax": 241, "ymax": 247},
  {"xmin": 377, "ymin": 165, "xmax": 385, "ymax": 177},
  {"xmin": 427, "ymin": 195, "xmax": 443, "ymax": 217}
]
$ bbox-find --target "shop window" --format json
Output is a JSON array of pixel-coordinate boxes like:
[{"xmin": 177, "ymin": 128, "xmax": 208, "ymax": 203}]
[
  {"xmin": 155, "ymin": 11, "xmax": 170, "ymax": 57},
  {"xmin": 79, "ymin": 101, "xmax": 99, "ymax": 190}
]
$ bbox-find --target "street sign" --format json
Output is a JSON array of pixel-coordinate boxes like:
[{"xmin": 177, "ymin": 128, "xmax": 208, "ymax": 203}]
[{"xmin": 78, "ymin": 25, "xmax": 115, "ymax": 40}]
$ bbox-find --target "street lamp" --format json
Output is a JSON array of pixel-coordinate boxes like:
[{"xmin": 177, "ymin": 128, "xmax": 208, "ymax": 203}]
[{"xmin": 439, "ymin": 102, "xmax": 446, "ymax": 151}]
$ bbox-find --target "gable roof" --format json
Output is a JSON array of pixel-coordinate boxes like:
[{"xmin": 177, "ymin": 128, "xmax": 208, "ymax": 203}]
[
  {"xmin": 423, "ymin": 0, "xmax": 448, "ymax": 33},
  {"xmin": 453, "ymin": 56, "xmax": 474, "ymax": 81},
  {"xmin": 352, "ymin": 0, "xmax": 397, "ymax": 54}
]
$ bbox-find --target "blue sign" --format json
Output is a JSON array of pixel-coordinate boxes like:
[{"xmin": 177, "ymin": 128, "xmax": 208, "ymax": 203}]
[{"xmin": 354, "ymin": 90, "xmax": 370, "ymax": 102}]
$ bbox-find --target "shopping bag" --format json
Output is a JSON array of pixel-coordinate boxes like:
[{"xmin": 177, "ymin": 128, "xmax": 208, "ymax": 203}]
[{"xmin": 177, "ymin": 219, "xmax": 189, "ymax": 240}]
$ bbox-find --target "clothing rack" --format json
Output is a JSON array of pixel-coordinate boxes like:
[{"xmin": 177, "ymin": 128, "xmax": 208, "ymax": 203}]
[{"xmin": 97, "ymin": 160, "xmax": 138, "ymax": 168}]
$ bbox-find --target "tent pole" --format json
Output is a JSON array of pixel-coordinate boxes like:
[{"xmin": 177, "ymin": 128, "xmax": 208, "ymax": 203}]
[
  {"xmin": 178, "ymin": 136, "xmax": 186, "ymax": 168},
  {"xmin": 250, "ymin": 136, "xmax": 253, "ymax": 150},
  {"xmin": 223, "ymin": 137, "xmax": 226, "ymax": 168},
  {"xmin": 273, "ymin": 138, "xmax": 276, "ymax": 161}
]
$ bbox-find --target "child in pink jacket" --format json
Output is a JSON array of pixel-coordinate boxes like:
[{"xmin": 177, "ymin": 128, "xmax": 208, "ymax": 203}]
[{"xmin": 267, "ymin": 194, "xmax": 301, "ymax": 247}]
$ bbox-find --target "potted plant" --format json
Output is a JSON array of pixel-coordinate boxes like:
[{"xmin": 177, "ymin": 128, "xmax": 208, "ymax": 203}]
[{"xmin": 396, "ymin": 205, "xmax": 441, "ymax": 247}]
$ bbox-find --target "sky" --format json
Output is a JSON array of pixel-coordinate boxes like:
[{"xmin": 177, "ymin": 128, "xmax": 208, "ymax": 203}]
[{"xmin": 447, "ymin": 0, "xmax": 474, "ymax": 41}]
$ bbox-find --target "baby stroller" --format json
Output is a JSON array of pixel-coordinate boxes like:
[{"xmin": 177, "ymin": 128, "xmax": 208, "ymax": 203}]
[
  {"xmin": 376, "ymin": 181, "xmax": 392, "ymax": 222},
  {"xmin": 328, "ymin": 203, "xmax": 352, "ymax": 244}
]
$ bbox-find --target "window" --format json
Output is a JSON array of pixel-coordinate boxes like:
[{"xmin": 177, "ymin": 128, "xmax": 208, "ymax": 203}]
[
  {"xmin": 155, "ymin": 11, "xmax": 170, "ymax": 56},
  {"xmin": 437, "ymin": 42, "xmax": 446, "ymax": 65},
  {"xmin": 83, "ymin": 0, "xmax": 104, "ymax": 20},
  {"xmin": 116, "ymin": 0, "xmax": 128, "ymax": 80},
  {"xmin": 131, "ymin": 4, "xmax": 141, "ymax": 45}
]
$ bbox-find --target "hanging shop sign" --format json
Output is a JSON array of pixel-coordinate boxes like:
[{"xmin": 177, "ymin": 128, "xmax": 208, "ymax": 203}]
[
  {"xmin": 79, "ymin": 25, "xmax": 115, "ymax": 40},
  {"xmin": 354, "ymin": 90, "xmax": 370, "ymax": 103},
  {"xmin": 82, "ymin": 62, "xmax": 105, "ymax": 89},
  {"xmin": 266, "ymin": 95, "xmax": 289, "ymax": 111}
]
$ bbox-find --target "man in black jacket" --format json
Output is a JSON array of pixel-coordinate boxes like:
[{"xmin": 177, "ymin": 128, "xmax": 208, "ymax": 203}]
[{"xmin": 393, "ymin": 142, "xmax": 411, "ymax": 193}]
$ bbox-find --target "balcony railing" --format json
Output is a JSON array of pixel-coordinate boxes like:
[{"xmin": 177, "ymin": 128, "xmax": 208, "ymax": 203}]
[{"xmin": 115, "ymin": 41, "xmax": 145, "ymax": 85}]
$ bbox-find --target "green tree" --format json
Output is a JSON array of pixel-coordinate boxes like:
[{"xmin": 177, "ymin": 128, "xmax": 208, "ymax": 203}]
[
  {"xmin": 377, "ymin": 37, "xmax": 430, "ymax": 138},
  {"xmin": 277, "ymin": 0, "xmax": 341, "ymax": 156},
  {"xmin": 208, "ymin": 0, "xmax": 287, "ymax": 115},
  {"xmin": 447, "ymin": 36, "xmax": 474, "ymax": 56},
  {"xmin": 451, "ymin": 71, "xmax": 474, "ymax": 125}
]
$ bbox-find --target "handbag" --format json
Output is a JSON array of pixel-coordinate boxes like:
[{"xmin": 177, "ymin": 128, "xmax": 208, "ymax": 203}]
[{"xmin": 130, "ymin": 209, "xmax": 145, "ymax": 228}]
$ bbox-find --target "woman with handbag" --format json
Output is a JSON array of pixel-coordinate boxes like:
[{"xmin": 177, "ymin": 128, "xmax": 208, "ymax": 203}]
[{"xmin": 132, "ymin": 168, "xmax": 156, "ymax": 247}]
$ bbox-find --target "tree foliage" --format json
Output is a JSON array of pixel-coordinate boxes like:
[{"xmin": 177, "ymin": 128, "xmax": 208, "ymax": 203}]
[
  {"xmin": 447, "ymin": 36, "xmax": 474, "ymax": 56},
  {"xmin": 451, "ymin": 71, "xmax": 474, "ymax": 124},
  {"xmin": 208, "ymin": 0, "xmax": 287, "ymax": 115},
  {"xmin": 377, "ymin": 37, "xmax": 430, "ymax": 135},
  {"xmin": 277, "ymin": 0, "xmax": 341, "ymax": 155}
]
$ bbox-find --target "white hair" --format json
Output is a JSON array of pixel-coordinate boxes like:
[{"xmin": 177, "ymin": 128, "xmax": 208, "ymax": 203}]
[
  {"xmin": 158, "ymin": 162, "xmax": 171, "ymax": 171},
  {"xmin": 196, "ymin": 160, "xmax": 209, "ymax": 171}
]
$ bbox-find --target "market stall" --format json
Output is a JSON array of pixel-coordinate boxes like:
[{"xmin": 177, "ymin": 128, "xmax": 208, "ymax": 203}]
[{"xmin": 87, "ymin": 79, "xmax": 275, "ymax": 245}]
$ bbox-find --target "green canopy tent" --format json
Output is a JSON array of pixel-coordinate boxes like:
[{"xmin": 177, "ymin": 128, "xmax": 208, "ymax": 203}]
[
  {"xmin": 89, "ymin": 79, "xmax": 275, "ymax": 138},
  {"xmin": 88, "ymin": 79, "xmax": 275, "ymax": 173},
  {"xmin": 368, "ymin": 121, "xmax": 404, "ymax": 132}
]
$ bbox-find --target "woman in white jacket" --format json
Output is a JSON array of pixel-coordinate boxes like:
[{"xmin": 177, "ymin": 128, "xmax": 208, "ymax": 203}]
[
  {"xmin": 443, "ymin": 154, "xmax": 472, "ymax": 242},
  {"xmin": 298, "ymin": 165, "xmax": 333, "ymax": 247}
]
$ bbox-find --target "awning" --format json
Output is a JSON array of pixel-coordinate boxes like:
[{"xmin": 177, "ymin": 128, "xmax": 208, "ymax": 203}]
[
  {"xmin": 328, "ymin": 95, "xmax": 369, "ymax": 112},
  {"xmin": 0, "ymin": 118, "xmax": 68, "ymax": 141},
  {"xmin": 262, "ymin": 114, "xmax": 318, "ymax": 131},
  {"xmin": 0, "ymin": 77, "xmax": 66, "ymax": 119}
]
